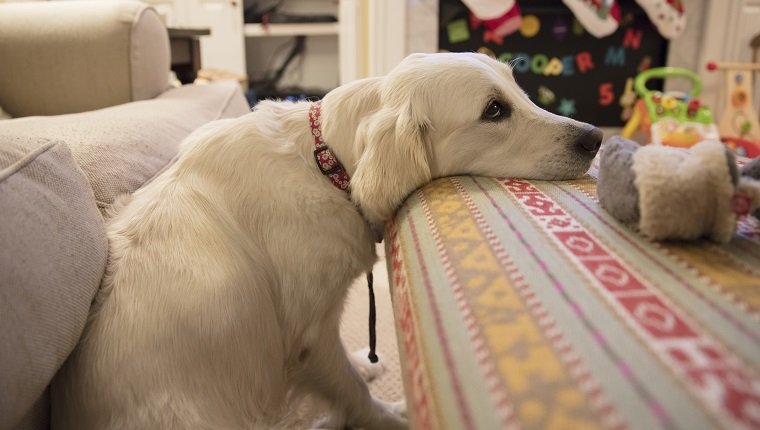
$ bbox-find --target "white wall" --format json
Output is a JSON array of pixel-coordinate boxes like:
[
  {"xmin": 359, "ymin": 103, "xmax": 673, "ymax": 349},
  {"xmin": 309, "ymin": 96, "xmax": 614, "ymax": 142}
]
[
  {"xmin": 662, "ymin": 0, "xmax": 708, "ymax": 93},
  {"xmin": 697, "ymin": 0, "xmax": 760, "ymax": 118},
  {"xmin": 406, "ymin": 0, "xmax": 438, "ymax": 55},
  {"xmin": 141, "ymin": 0, "xmax": 246, "ymax": 75}
]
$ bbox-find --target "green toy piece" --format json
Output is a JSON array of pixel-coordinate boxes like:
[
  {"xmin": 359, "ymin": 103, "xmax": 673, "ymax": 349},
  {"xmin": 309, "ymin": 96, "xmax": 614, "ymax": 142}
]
[{"xmin": 635, "ymin": 67, "xmax": 715, "ymax": 126}]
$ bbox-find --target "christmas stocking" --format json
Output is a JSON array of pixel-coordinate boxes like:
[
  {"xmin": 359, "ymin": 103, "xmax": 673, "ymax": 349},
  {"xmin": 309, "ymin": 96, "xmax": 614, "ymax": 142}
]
[
  {"xmin": 461, "ymin": 0, "xmax": 514, "ymax": 20},
  {"xmin": 562, "ymin": 0, "xmax": 621, "ymax": 38},
  {"xmin": 636, "ymin": 0, "xmax": 686, "ymax": 39},
  {"xmin": 468, "ymin": 1, "xmax": 522, "ymax": 45}
]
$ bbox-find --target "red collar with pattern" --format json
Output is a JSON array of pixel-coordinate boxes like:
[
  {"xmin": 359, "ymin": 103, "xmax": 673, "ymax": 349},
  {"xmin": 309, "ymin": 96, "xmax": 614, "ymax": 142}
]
[{"xmin": 309, "ymin": 101, "xmax": 350, "ymax": 193}]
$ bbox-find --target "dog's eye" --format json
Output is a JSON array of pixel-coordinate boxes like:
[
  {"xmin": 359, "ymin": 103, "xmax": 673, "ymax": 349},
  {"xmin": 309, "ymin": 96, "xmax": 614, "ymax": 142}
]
[{"xmin": 482, "ymin": 100, "xmax": 510, "ymax": 122}]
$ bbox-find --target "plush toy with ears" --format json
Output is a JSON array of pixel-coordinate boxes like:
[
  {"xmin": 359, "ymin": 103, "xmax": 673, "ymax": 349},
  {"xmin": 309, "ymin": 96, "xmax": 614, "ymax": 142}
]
[{"xmin": 597, "ymin": 136, "xmax": 760, "ymax": 243}]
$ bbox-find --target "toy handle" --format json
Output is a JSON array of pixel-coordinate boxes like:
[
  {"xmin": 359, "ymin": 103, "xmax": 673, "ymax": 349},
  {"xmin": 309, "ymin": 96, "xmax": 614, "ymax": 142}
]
[{"xmin": 634, "ymin": 67, "xmax": 702, "ymax": 98}]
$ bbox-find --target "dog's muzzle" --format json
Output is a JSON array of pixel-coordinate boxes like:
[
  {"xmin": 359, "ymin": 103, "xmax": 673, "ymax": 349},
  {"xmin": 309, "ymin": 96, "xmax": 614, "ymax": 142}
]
[{"xmin": 574, "ymin": 127, "xmax": 604, "ymax": 158}]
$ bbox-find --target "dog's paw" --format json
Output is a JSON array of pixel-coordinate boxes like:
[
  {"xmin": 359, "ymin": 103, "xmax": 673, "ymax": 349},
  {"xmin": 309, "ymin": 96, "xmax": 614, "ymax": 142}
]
[
  {"xmin": 386, "ymin": 400, "xmax": 407, "ymax": 419},
  {"xmin": 309, "ymin": 414, "xmax": 340, "ymax": 430},
  {"xmin": 369, "ymin": 399, "xmax": 408, "ymax": 430},
  {"xmin": 350, "ymin": 347, "xmax": 385, "ymax": 382}
]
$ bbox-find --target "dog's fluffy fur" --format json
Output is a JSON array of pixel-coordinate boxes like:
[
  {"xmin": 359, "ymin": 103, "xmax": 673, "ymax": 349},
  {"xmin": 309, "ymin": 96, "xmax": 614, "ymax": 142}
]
[{"xmin": 51, "ymin": 53, "xmax": 600, "ymax": 429}]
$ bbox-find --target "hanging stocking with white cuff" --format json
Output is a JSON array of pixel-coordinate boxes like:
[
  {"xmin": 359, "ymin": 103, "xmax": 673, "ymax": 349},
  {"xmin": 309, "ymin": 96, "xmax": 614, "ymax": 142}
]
[
  {"xmin": 562, "ymin": 0, "xmax": 621, "ymax": 38},
  {"xmin": 635, "ymin": 0, "xmax": 685, "ymax": 39},
  {"xmin": 463, "ymin": 0, "xmax": 521, "ymax": 45},
  {"xmin": 461, "ymin": 0, "xmax": 514, "ymax": 20}
]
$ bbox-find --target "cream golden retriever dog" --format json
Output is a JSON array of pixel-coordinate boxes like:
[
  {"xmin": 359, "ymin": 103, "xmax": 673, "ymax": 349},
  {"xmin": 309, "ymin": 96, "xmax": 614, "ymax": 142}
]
[{"xmin": 52, "ymin": 52, "xmax": 601, "ymax": 429}]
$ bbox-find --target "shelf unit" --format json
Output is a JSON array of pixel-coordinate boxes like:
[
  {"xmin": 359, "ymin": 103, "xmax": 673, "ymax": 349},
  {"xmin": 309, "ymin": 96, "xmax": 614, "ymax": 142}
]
[
  {"xmin": 243, "ymin": 22, "xmax": 339, "ymax": 38},
  {"xmin": 242, "ymin": 0, "xmax": 399, "ymax": 91},
  {"xmin": 243, "ymin": 0, "xmax": 345, "ymax": 94}
]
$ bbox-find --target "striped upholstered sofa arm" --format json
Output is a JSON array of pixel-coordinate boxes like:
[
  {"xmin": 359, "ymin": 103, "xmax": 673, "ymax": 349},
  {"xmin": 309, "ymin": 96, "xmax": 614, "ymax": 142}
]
[{"xmin": 385, "ymin": 175, "xmax": 760, "ymax": 430}]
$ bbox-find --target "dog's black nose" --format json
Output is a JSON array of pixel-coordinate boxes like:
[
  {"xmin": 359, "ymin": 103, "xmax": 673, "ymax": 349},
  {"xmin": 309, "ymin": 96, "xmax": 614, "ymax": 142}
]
[{"xmin": 575, "ymin": 127, "xmax": 603, "ymax": 155}]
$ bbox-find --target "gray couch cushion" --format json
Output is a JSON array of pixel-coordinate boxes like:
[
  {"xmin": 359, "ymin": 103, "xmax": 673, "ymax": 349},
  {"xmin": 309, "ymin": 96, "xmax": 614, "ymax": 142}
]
[
  {"xmin": 12, "ymin": 388, "xmax": 49, "ymax": 430},
  {"xmin": 0, "ymin": 81, "xmax": 250, "ymax": 215},
  {"xmin": 0, "ymin": 137, "xmax": 108, "ymax": 429}
]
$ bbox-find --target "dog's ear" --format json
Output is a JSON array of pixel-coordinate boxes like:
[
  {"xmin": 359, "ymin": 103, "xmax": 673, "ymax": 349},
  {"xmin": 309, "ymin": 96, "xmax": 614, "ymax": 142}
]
[{"xmin": 351, "ymin": 103, "xmax": 432, "ymax": 227}]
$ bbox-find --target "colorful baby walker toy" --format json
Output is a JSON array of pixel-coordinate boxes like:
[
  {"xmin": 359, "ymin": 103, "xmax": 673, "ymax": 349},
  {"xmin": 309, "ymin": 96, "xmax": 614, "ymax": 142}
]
[{"xmin": 622, "ymin": 67, "xmax": 719, "ymax": 148}]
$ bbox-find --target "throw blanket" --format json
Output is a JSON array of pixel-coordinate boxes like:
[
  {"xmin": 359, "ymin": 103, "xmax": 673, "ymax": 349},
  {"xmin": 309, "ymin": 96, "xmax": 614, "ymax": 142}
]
[{"xmin": 386, "ymin": 172, "xmax": 760, "ymax": 430}]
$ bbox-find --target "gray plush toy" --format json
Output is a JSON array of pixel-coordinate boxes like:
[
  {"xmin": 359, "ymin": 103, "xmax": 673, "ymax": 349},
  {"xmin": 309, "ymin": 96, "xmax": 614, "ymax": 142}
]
[
  {"xmin": 597, "ymin": 136, "xmax": 760, "ymax": 243},
  {"xmin": 742, "ymin": 156, "xmax": 760, "ymax": 220}
]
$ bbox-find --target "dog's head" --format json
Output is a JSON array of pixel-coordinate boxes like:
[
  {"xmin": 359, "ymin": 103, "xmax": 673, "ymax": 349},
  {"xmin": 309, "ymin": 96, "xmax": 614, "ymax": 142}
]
[{"xmin": 350, "ymin": 52, "xmax": 602, "ymax": 225}]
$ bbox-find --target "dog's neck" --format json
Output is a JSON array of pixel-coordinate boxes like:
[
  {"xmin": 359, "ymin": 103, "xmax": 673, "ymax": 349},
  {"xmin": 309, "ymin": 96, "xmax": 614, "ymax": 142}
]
[
  {"xmin": 310, "ymin": 102, "xmax": 385, "ymax": 242},
  {"xmin": 312, "ymin": 77, "xmax": 384, "ymax": 239},
  {"xmin": 318, "ymin": 77, "xmax": 383, "ymax": 179}
]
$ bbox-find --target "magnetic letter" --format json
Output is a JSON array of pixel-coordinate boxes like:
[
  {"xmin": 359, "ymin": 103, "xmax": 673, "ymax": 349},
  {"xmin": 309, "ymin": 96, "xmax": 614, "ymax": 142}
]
[
  {"xmin": 513, "ymin": 53, "xmax": 531, "ymax": 73},
  {"xmin": 562, "ymin": 55, "xmax": 576, "ymax": 76},
  {"xmin": 498, "ymin": 52, "xmax": 514, "ymax": 63},
  {"xmin": 623, "ymin": 28, "xmax": 643, "ymax": 50},
  {"xmin": 576, "ymin": 51, "xmax": 594, "ymax": 73},
  {"xmin": 599, "ymin": 82, "xmax": 615, "ymax": 106},
  {"xmin": 543, "ymin": 57, "xmax": 564, "ymax": 76},
  {"xmin": 477, "ymin": 46, "xmax": 496, "ymax": 58},
  {"xmin": 604, "ymin": 46, "xmax": 625, "ymax": 66},
  {"xmin": 531, "ymin": 54, "xmax": 549, "ymax": 74}
]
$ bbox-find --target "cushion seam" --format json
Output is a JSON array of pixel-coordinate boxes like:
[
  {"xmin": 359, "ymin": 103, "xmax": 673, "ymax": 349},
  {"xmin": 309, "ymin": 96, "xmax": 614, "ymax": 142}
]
[
  {"xmin": 213, "ymin": 83, "xmax": 245, "ymax": 120},
  {"xmin": 0, "ymin": 141, "xmax": 58, "ymax": 183},
  {"xmin": 129, "ymin": 5, "xmax": 151, "ymax": 101},
  {"xmin": 128, "ymin": 6, "xmax": 141, "ymax": 101}
]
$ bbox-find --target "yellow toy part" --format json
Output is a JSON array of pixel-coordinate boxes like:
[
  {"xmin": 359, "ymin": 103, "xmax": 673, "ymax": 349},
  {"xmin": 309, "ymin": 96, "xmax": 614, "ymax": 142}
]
[{"xmin": 622, "ymin": 103, "xmax": 641, "ymax": 138}]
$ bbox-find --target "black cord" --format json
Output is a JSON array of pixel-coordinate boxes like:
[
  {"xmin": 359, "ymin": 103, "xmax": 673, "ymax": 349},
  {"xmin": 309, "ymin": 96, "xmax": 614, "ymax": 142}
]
[
  {"xmin": 269, "ymin": 35, "xmax": 305, "ymax": 87},
  {"xmin": 242, "ymin": 0, "xmax": 283, "ymax": 23},
  {"xmin": 249, "ymin": 35, "xmax": 305, "ymax": 94},
  {"xmin": 367, "ymin": 271, "xmax": 378, "ymax": 364}
]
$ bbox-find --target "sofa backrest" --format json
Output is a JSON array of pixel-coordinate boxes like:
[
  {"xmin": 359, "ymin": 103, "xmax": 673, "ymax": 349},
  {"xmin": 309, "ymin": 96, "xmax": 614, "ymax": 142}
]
[
  {"xmin": 0, "ymin": 82, "xmax": 251, "ymax": 216},
  {"xmin": 0, "ymin": 0, "xmax": 170, "ymax": 117}
]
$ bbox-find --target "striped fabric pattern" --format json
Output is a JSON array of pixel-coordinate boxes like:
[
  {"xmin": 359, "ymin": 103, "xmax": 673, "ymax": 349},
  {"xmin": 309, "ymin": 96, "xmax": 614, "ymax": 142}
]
[{"xmin": 386, "ymin": 173, "xmax": 760, "ymax": 430}]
